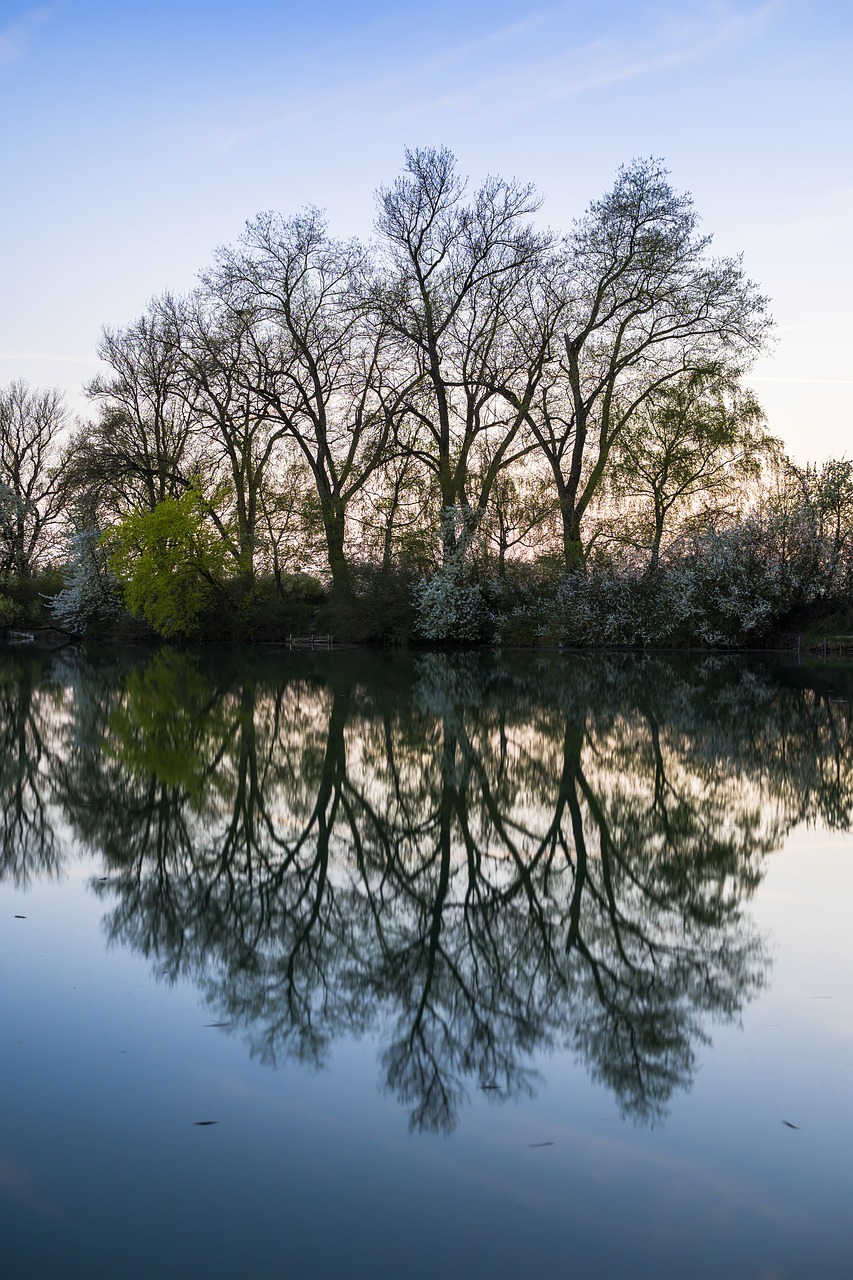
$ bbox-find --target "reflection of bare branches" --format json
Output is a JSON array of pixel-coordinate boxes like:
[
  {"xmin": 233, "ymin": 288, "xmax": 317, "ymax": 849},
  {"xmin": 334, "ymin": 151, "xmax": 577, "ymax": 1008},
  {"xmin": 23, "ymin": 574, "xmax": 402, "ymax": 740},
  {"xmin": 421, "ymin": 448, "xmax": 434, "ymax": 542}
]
[
  {"xmin": 30, "ymin": 648, "xmax": 853, "ymax": 1132},
  {"xmin": 0, "ymin": 656, "xmax": 65, "ymax": 885}
]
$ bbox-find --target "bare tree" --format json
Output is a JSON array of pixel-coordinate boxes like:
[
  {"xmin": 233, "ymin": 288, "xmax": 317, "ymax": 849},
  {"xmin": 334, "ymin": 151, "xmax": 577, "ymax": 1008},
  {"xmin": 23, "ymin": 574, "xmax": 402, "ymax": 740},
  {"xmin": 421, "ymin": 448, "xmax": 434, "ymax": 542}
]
[
  {"xmin": 374, "ymin": 147, "xmax": 552, "ymax": 567},
  {"xmin": 0, "ymin": 380, "xmax": 69, "ymax": 577},
  {"xmin": 82, "ymin": 304, "xmax": 197, "ymax": 517},
  {"xmin": 207, "ymin": 209, "xmax": 398, "ymax": 597},
  {"xmin": 478, "ymin": 466, "xmax": 559, "ymax": 577},
  {"xmin": 524, "ymin": 159, "xmax": 772, "ymax": 568},
  {"xmin": 153, "ymin": 291, "xmax": 280, "ymax": 586}
]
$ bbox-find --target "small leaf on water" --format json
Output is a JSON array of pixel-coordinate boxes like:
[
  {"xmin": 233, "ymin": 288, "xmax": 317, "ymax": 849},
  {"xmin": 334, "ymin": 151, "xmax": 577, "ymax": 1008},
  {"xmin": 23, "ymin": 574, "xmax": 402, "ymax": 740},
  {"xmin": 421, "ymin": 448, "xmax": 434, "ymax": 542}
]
[
  {"xmin": 14, "ymin": 915, "xmax": 26, "ymax": 919},
  {"xmin": 529, "ymin": 1141, "xmax": 555, "ymax": 1148},
  {"xmin": 192, "ymin": 1121, "xmax": 219, "ymax": 1126},
  {"xmin": 782, "ymin": 1121, "xmax": 799, "ymax": 1129},
  {"xmin": 204, "ymin": 1022, "xmax": 231, "ymax": 1028}
]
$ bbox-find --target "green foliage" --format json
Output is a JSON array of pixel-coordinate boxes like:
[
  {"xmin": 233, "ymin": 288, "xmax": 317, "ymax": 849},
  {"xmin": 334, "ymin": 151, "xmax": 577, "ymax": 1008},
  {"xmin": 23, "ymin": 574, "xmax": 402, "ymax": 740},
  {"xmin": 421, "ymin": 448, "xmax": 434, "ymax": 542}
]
[
  {"xmin": 323, "ymin": 564, "xmax": 418, "ymax": 644},
  {"xmin": 0, "ymin": 570, "xmax": 65, "ymax": 630},
  {"xmin": 0, "ymin": 594, "xmax": 26, "ymax": 628},
  {"xmin": 105, "ymin": 490, "xmax": 229, "ymax": 638},
  {"xmin": 232, "ymin": 572, "xmax": 328, "ymax": 640},
  {"xmin": 276, "ymin": 571, "xmax": 327, "ymax": 602}
]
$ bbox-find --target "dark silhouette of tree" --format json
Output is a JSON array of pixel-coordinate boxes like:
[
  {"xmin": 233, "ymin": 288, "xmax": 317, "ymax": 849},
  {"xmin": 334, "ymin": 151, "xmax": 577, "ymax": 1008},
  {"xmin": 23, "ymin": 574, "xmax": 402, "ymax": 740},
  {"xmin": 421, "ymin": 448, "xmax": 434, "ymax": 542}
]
[
  {"xmin": 0, "ymin": 380, "xmax": 68, "ymax": 576},
  {"xmin": 521, "ymin": 159, "xmax": 771, "ymax": 567}
]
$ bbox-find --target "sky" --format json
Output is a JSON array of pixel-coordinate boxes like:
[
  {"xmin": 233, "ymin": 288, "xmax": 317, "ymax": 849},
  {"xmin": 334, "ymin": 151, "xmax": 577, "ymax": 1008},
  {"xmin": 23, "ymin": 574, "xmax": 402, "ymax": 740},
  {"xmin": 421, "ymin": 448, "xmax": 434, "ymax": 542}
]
[{"xmin": 1, "ymin": 0, "xmax": 851, "ymax": 461}]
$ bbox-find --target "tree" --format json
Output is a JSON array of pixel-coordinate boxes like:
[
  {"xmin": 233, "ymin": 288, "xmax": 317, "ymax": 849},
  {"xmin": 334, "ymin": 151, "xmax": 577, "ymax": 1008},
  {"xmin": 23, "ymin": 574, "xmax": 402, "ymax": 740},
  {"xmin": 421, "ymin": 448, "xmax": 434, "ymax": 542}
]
[
  {"xmin": 602, "ymin": 369, "xmax": 774, "ymax": 574},
  {"xmin": 82, "ymin": 306, "xmax": 197, "ymax": 518},
  {"xmin": 106, "ymin": 488, "xmax": 230, "ymax": 637},
  {"xmin": 152, "ymin": 290, "xmax": 281, "ymax": 587},
  {"xmin": 524, "ymin": 159, "xmax": 772, "ymax": 568},
  {"xmin": 794, "ymin": 457, "xmax": 853, "ymax": 599},
  {"xmin": 207, "ymin": 208, "xmax": 395, "ymax": 598},
  {"xmin": 256, "ymin": 451, "xmax": 319, "ymax": 590},
  {"xmin": 49, "ymin": 525, "xmax": 122, "ymax": 633},
  {"xmin": 374, "ymin": 147, "xmax": 552, "ymax": 568},
  {"xmin": 0, "ymin": 380, "xmax": 68, "ymax": 577},
  {"xmin": 62, "ymin": 149, "xmax": 786, "ymax": 619},
  {"xmin": 479, "ymin": 467, "xmax": 559, "ymax": 577}
]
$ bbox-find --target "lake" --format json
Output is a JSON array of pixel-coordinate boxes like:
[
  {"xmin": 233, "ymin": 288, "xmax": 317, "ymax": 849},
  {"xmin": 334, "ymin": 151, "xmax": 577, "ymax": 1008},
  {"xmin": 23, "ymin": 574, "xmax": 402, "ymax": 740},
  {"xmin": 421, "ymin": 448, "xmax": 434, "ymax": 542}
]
[{"xmin": 0, "ymin": 646, "xmax": 851, "ymax": 1279}]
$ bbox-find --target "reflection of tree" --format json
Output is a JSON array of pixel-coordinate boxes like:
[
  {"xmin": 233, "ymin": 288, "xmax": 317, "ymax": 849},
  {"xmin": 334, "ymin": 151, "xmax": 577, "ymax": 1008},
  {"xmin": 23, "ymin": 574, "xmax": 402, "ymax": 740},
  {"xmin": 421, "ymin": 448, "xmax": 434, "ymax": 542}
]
[
  {"xmin": 3, "ymin": 647, "xmax": 853, "ymax": 1131},
  {"xmin": 0, "ymin": 655, "xmax": 65, "ymax": 884},
  {"xmin": 354, "ymin": 657, "xmax": 773, "ymax": 1127}
]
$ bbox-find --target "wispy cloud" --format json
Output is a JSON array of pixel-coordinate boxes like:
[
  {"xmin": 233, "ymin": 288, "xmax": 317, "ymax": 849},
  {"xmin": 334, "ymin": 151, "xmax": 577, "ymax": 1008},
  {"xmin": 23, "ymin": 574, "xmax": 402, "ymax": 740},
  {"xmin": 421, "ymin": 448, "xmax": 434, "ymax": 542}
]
[
  {"xmin": 204, "ymin": 1, "xmax": 782, "ymax": 155},
  {"xmin": 0, "ymin": 7, "xmax": 51, "ymax": 67},
  {"xmin": 417, "ymin": 11, "xmax": 552, "ymax": 71},
  {"xmin": 399, "ymin": 1, "xmax": 782, "ymax": 119}
]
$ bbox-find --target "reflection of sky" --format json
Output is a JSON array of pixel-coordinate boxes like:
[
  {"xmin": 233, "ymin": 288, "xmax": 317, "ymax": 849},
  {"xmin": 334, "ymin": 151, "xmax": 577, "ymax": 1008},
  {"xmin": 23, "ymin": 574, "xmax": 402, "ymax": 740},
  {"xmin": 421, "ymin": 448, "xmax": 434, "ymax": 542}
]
[
  {"xmin": 1, "ymin": 829, "xmax": 851, "ymax": 1278},
  {"xmin": 1, "ymin": 1, "xmax": 851, "ymax": 461}
]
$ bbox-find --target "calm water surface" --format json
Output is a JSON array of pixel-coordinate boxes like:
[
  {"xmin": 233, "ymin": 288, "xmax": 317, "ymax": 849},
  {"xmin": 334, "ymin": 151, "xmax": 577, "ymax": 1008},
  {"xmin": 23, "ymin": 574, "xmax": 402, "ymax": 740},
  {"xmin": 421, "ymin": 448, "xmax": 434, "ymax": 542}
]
[{"xmin": 0, "ymin": 647, "xmax": 851, "ymax": 1279}]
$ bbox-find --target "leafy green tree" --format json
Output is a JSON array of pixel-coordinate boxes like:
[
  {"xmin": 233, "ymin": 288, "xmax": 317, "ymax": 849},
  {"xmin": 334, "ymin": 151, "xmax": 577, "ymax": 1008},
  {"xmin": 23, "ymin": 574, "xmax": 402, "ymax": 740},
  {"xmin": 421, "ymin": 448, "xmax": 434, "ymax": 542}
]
[
  {"xmin": 106, "ymin": 489, "xmax": 229, "ymax": 637},
  {"xmin": 603, "ymin": 370, "xmax": 774, "ymax": 573}
]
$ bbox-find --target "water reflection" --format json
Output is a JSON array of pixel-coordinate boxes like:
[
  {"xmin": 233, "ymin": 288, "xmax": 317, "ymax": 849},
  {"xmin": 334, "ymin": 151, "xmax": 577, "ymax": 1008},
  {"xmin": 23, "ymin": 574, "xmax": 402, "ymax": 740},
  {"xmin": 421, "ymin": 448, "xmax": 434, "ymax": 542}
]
[
  {"xmin": 4, "ymin": 647, "xmax": 852, "ymax": 1131},
  {"xmin": 0, "ymin": 653, "xmax": 66, "ymax": 886}
]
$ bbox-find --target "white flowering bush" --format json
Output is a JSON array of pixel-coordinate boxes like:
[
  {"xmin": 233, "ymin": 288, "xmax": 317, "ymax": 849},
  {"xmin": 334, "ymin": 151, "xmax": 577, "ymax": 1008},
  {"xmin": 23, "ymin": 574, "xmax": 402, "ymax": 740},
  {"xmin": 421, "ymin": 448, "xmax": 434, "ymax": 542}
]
[
  {"xmin": 537, "ymin": 564, "xmax": 692, "ymax": 647},
  {"xmin": 413, "ymin": 571, "xmax": 490, "ymax": 641},
  {"xmin": 682, "ymin": 524, "xmax": 785, "ymax": 646},
  {"xmin": 50, "ymin": 527, "xmax": 123, "ymax": 632},
  {"xmin": 525, "ymin": 519, "xmax": 797, "ymax": 649},
  {"xmin": 413, "ymin": 506, "xmax": 492, "ymax": 642}
]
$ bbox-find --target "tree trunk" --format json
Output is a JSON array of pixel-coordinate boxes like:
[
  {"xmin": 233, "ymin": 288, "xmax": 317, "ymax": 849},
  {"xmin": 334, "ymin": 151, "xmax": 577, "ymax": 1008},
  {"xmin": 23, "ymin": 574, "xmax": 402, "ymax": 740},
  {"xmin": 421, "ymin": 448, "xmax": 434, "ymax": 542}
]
[
  {"xmin": 560, "ymin": 500, "xmax": 585, "ymax": 571},
  {"xmin": 322, "ymin": 498, "xmax": 351, "ymax": 599}
]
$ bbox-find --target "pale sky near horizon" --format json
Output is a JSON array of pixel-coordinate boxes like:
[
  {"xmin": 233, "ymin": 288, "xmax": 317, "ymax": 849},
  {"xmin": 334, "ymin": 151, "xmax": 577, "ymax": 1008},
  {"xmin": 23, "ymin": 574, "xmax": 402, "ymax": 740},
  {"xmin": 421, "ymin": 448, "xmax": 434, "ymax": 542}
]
[{"xmin": 1, "ymin": 0, "xmax": 850, "ymax": 461}]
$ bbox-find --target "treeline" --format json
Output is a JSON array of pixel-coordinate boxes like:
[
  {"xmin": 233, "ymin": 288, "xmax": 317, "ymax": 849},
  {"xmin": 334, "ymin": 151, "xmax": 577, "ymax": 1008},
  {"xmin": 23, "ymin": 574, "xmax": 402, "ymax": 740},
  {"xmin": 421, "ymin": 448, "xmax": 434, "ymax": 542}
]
[{"xmin": 1, "ymin": 148, "xmax": 852, "ymax": 645}]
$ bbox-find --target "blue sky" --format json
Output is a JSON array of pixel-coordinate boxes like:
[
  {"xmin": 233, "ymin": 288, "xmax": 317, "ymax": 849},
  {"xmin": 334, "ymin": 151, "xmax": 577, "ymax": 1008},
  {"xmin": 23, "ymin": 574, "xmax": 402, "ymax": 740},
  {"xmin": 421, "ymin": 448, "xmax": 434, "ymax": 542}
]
[{"xmin": 1, "ymin": 0, "xmax": 851, "ymax": 459}]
